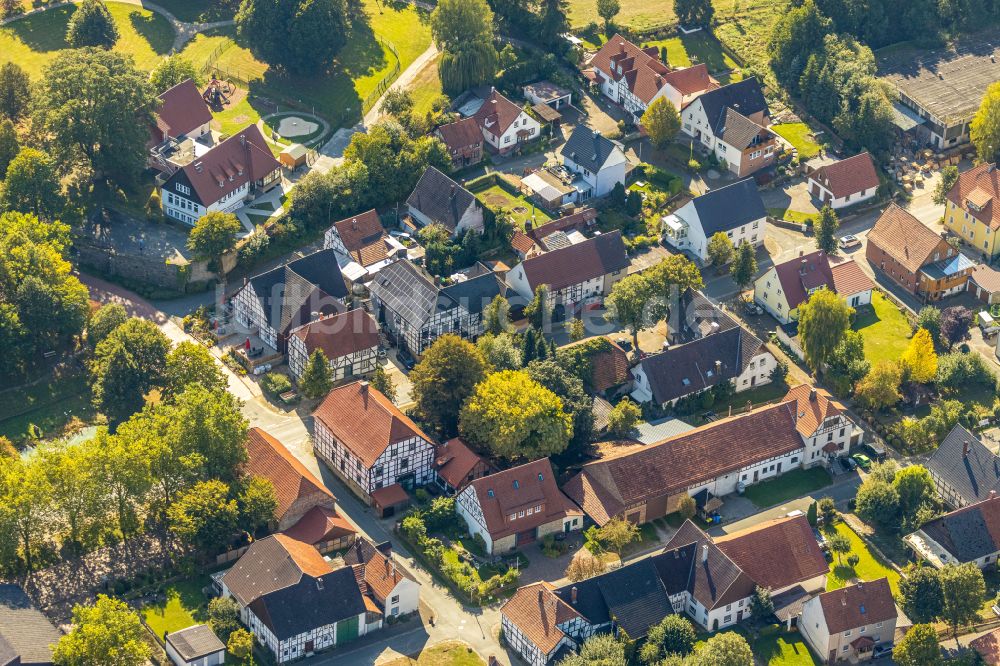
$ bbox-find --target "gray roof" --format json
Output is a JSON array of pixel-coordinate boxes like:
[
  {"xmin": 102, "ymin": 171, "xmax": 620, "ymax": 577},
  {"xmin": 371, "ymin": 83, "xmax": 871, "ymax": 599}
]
[
  {"xmin": 246, "ymin": 248, "xmax": 348, "ymax": 335},
  {"xmin": 639, "ymin": 325, "xmax": 764, "ymax": 405},
  {"xmin": 718, "ymin": 108, "xmax": 771, "ymax": 150},
  {"xmin": 370, "ymin": 260, "xmax": 504, "ymax": 328},
  {"xmin": 926, "ymin": 424, "xmax": 1000, "ymax": 506},
  {"xmin": 247, "ymin": 565, "xmax": 367, "ymax": 641},
  {"xmin": 0, "ymin": 634, "xmax": 17, "ymax": 666},
  {"xmin": 920, "ymin": 499, "xmax": 1000, "ymax": 563},
  {"xmin": 697, "ymin": 78, "xmax": 770, "ymax": 137},
  {"xmin": 560, "ymin": 127, "xmax": 622, "ymax": 172},
  {"xmin": 406, "ymin": 166, "xmax": 479, "ymax": 232},
  {"xmin": 689, "ymin": 178, "xmax": 766, "ymax": 236},
  {"xmin": 166, "ymin": 624, "xmax": 225, "ymax": 662},
  {"xmin": 0, "ymin": 585, "xmax": 62, "ymax": 666},
  {"xmin": 633, "ymin": 417, "xmax": 695, "ymax": 444}
]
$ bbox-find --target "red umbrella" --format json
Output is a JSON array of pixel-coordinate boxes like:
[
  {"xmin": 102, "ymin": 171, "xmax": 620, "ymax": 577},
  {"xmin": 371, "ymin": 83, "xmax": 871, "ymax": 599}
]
[{"xmin": 245, "ymin": 337, "xmax": 251, "ymax": 351}]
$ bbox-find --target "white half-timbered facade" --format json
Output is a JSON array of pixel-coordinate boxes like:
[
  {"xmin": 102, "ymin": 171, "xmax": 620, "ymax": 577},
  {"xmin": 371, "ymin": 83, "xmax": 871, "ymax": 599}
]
[{"xmin": 287, "ymin": 309, "xmax": 380, "ymax": 381}]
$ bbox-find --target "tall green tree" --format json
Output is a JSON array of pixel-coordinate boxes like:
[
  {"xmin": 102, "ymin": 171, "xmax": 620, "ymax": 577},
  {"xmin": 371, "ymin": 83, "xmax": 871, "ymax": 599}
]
[
  {"xmin": 899, "ymin": 566, "xmax": 944, "ymax": 624},
  {"xmin": 0, "ymin": 148, "xmax": 63, "ymax": 221},
  {"xmin": 706, "ymin": 231, "xmax": 735, "ymax": 267},
  {"xmin": 483, "ymin": 294, "xmax": 512, "ymax": 334},
  {"xmin": 188, "ymin": 211, "xmax": 240, "ymax": 272},
  {"xmin": 814, "ymin": 205, "xmax": 839, "ymax": 253},
  {"xmin": 95, "ymin": 428, "xmax": 151, "ymax": 538},
  {"xmin": 558, "ymin": 633, "xmax": 627, "ymax": 666},
  {"xmin": 90, "ymin": 318, "xmax": 170, "ymax": 426},
  {"xmin": 605, "ymin": 272, "xmax": 659, "ymax": 350},
  {"xmin": 939, "ymin": 563, "xmax": 986, "ymax": 644},
  {"xmin": 431, "ymin": 0, "xmax": 498, "ymax": 94},
  {"xmin": 168, "ymin": 479, "xmax": 239, "ymax": 554},
  {"xmin": 595, "ymin": 0, "xmax": 620, "ymax": 30},
  {"xmin": 675, "ymin": 0, "xmax": 714, "ymax": 27},
  {"xmin": 0, "ymin": 453, "xmax": 52, "ymax": 570},
  {"xmin": 0, "ymin": 62, "xmax": 31, "ymax": 121},
  {"xmin": 640, "ymin": 614, "xmax": 696, "ymax": 664},
  {"xmin": 642, "ymin": 97, "xmax": 681, "ymax": 149},
  {"xmin": 525, "ymin": 284, "xmax": 551, "ymax": 330},
  {"xmin": 164, "ymin": 341, "xmax": 227, "ymax": 398},
  {"xmin": 236, "ymin": 0, "xmax": 348, "ymax": 74},
  {"xmin": 53, "ymin": 596, "xmax": 151, "ymax": 666},
  {"xmin": 66, "ymin": 0, "xmax": 119, "ymax": 49},
  {"xmin": 299, "ymin": 349, "xmax": 333, "ymax": 399},
  {"xmin": 933, "ymin": 166, "xmax": 959, "ymax": 206},
  {"xmin": 158, "ymin": 385, "xmax": 247, "ymax": 483},
  {"xmin": 149, "ymin": 55, "xmax": 201, "ymax": 92},
  {"xmin": 33, "ymin": 49, "xmax": 157, "ymax": 184},
  {"xmin": 526, "ymin": 359, "xmax": 594, "ymax": 457},
  {"xmin": 236, "ymin": 475, "xmax": 277, "ymax": 536},
  {"xmin": 854, "ymin": 360, "xmax": 902, "ymax": 411},
  {"xmin": 606, "ymin": 398, "xmax": 641, "ymax": 438},
  {"xmin": 477, "ymin": 332, "xmax": 523, "ymax": 371},
  {"xmin": 0, "ymin": 118, "xmax": 18, "ymax": 176},
  {"xmin": 693, "ymin": 631, "xmax": 753, "ymax": 666},
  {"xmin": 768, "ymin": 0, "xmax": 831, "ymax": 87},
  {"xmin": 798, "ymin": 288, "xmax": 851, "ymax": 374},
  {"xmin": 370, "ymin": 364, "xmax": 396, "ymax": 402},
  {"xmin": 893, "ymin": 623, "xmax": 942, "ymax": 666},
  {"xmin": 87, "ymin": 303, "xmax": 128, "ymax": 349},
  {"xmin": 971, "ymin": 81, "xmax": 1000, "ymax": 164},
  {"xmin": 410, "ymin": 334, "xmax": 489, "ymax": 436},
  {"xmin": 343, "ymin": 122, "xmax": 452, "ymax": 206},
  {"xmin": 40, "ymin": 442, "xmax": 105, "ymax": 553},
  {"xmin": 730, "ymin": 240, "xmax": 758, "ymax": 293},
  {"xmin": 459, "ymin": 369, "xmax": 572, "ymax": 460}
]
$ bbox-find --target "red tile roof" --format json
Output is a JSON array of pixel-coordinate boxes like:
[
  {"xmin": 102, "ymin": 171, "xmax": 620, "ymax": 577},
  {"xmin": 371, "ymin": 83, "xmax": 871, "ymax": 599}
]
[
  {"xmin": 245, "ymin": 427, "xmax": 334, "ymax": 523},
  {"xmin": 563, "ymin": 401, "xmax": 804, "ymax": 525},
  {"xmin": 810, "ymin": 152, "xmax": 879, "ymax": 199},
  {"xmin": 815, "ymin": 578, "xmax": 896, "ymax": 634},
  {"xmin": 289, "ymin": 308, "xmax": 380, "ymax": 362},
  {"xmin": 436, "ymin": 117, "xmax": 483, "ymax": 151},
  {"xmin": 867, "ymin": 204, "xmax": 947, "ymax": 273},
  {"xmin": 662, "ymin": 63, "xmax": 718, "ymax": 98},
  {"xmin": 435, "ymin": 437, "xmax": 488, "ymax": 490},
  {"xmin": 500, "ymin": 583, "xmax": 582, "ymax": 655},
  {"xmin": 360, "ymin": 549, "xmax": 408, "ymax": 604},
  {"xmin": 830, "ymin": 259, "xmax": 874, "ymax": 297},
  {"xmin": 772, "ymin": 250, "xmax": 835, "ymax": 311},
  {"xmin": 782, "ymin": 384, "xmax": 847, "ymax": 439},
  {"xmin": 948, "ymin": 163, "xmax": 1000, "ymax": 230},
  {"xmin": 280, "ymin": 505, "xmax": 356, "ymax": 545},
  {"xmin": 465, "ymin": 458, "xmax": 582, "ymax": 541},
  {"xmin": 473, "ymin": 90, "xmax": 525, "ymax": 139},
  {"xmin": 313, "ymin": 381, "xmax": 433, "ymax": 469},
  {"xmin": 972, "ymin": 264, "xmax": 1000, "ymax": 294},
  {"xmin": 370, "ymin": 483, "xmax": 410, "ymax": 508},
  {"xmin": 519, "ymin": 230, "xmax": 628, "ymax": 291},
  {"xmin": 154, "ymin": 79, "xmax": 212, "ymax": 142},
  {"xmin": 590, "ymin": 34, "xmax": 671, "ymax": 105},
  {"xmin": 167, "ymin": 124, "xmax": 281, "ymax": 207},
  {"xmin": 714, "ymin": 515, "xmax": 829, "ymax": 591},
  {"xmin": 330, "ymin": 209, "xmax": 385, "ymax": 253},
  {"xmin": 511, "ymin": 229, "xmax": 539, "ymax": 255},
  {"xmin": 970, "ymin": 627, "xmax": 1000, "ymax": 664}
]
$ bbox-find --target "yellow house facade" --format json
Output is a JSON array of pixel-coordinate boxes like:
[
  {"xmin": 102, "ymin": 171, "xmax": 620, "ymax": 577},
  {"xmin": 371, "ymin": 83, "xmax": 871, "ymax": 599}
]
[{"xmin": 944, "ymin": 163, "xmax": 1000, "ymax": 258}]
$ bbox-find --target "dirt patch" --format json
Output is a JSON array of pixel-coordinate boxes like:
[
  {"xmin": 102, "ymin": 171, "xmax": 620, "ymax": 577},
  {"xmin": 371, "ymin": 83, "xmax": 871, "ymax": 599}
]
[
  {"xmin": 483, "ymin": 193, "xmax": 512, "ymax": 207},
  {"xmin": 512, "ymin": 206, "xmax": 528, "ymax": 215}
]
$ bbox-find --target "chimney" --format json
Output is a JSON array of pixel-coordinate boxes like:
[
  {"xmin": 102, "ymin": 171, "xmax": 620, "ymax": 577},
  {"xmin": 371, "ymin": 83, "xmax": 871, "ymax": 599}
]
[
  {"xmin": 450, "ymin": 184, "xmax": 456, "ymax": 199},
  {"xmin": 316, "ymin": 577, "xmax": 324, "ymax": 590},
  {"xmin": 841, "ymin": 594, "xmax": 847, "ymax": 606},
  {"xmin": 964, "ymin": 441, "xmax": 970, "ymax": 457},
  {"xmin": 991, "ymin": 490, "xmax": 997, "ymax": 499},
  {"xmin": 701, "ymin": 544, "xmax": 709, "ymax": 563},
  {"xmin": 538, "ymin": 589, "xmax": 544, "ymax": 603},
  {"xmin": 810, "ymin": 388, "xmax": 817, "ymax": 401},
  {"xmin": 571, "ymin": 586, "xmax": 578, "ymax": 604},
  {"xmin": 715, "ymin": 360, "xmax": 722, "ymax": 373}
]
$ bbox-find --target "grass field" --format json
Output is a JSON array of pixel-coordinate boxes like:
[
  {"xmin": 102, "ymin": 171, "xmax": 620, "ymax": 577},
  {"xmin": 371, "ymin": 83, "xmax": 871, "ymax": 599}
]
[
  {"xmin": 825, "ymin": 522, "xmax": 901, "ymax": 595},
  {"xmin": 0, "ymin": 2, "xmax": 174, "ymax": 78},
  {"xmin": 476, "ymin": 185, "xmax": 553, "ymax": 229},
  {"xmin": 141, "ymin": 577, "xmax": 211, "ymax": 639},
  {"xmin": 178, "ymin": 0, "xmax": 431, "ymax": 129},
  {"xmin": 640, "ymin": 32, "xmax": 740, "ymax": 80},
  {"xmin": 773, "ymin": 123, "xmax": 823, "ymax": 159},
  {"xmin": 753, "ymin": 628, "xmax": 822, "ymax": 665},
  {"xmin": 409, "ymin": 54, "xmax": 443, "ymax": 118},
  {"xmin": 853, "ymin": 291, "xmax": 912, "ymax": 365},
  {"xmin": 381, "ymin": 641, "xmax": 486, "ymax": 666},
  {"xmin": 743, "ymin": 467, "xmax": 833, "ymax": 509},
  {"xmin": 767, "ymin": 207, "xmax": 816, "ymax": 224},
  {"xmin": 0, "ymin": 370, "xmax": 96, "ymax": 443}
]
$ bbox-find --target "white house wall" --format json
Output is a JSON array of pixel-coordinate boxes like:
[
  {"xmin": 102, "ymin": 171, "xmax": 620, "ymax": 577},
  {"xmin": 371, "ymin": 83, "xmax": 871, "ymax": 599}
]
[{"xmin": 456, "ymin": 486, "xmax": 495, "ymax": 552}]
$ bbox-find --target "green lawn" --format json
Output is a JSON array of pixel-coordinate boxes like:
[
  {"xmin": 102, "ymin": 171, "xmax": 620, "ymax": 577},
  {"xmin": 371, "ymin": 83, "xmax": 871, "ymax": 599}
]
[
  {"xmin": 773, "ymin": 123, "xmax": 823, "ymax": 159},
  {"xmin": 178, "ymin": 0, "xmax": 431, "ymax": 129},
  {"xmin": 141, "ymin": 577, "xmax": 211, "ymax": 640},
  {"xmin": 743, "ymin": 467, "xmax": 833, "ymax": 509},
  {"xmin": 853, "ymin": 291, "xmax": 912, "ymax": 365},
  {"xmin": 476, "ymin": 185, "xmax": 554, "ymax": 229},
  {"xmin": 640, "ymin": 32, "xmax": 741, "ymax": 82},
  {"xmin": 767, "ymin": 208, "xmax": 816, "ymax": 224},
  {"xmin": 409, "ymin": 54, "xmax": 443, "ymax": 118},
  {"xmin": 754, "ymin": 628, "xmax": 822, "ymax": 665},
  {"xmin": 0, "ymin": 2, "xmax": 174, "ymax": 78},
  {"xmin": 0, "ymin": 370, "xmax": 97, "ymax": 443},
  {"xmin": 146, "ymin": 0, "xmax": 233, "ymax": 23},
  {"xmin": 382, "ymin": 641, "xmax": 486, "ymax": 666},
  {"xmin": 825, "ymin": 522, "xmax": 901, "ymax": 595}
]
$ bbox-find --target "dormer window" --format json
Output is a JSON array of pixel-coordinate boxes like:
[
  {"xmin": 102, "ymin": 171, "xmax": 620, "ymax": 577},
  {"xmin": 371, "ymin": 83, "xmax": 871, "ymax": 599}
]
[
  {"xmin": 513, "ymin": 480, "xmax": 519, "ymax": 489},
  {"xmin": 488, "ymin": 489, "xmax": 494, "ymax": 498}
]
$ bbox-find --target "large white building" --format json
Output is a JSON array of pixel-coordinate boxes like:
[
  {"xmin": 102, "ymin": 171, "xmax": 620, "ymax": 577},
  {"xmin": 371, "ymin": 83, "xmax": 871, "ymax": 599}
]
[
  {"xmin": 558, "ymin": 127, "xmax": 627, "ymax": 200},
  {"xmin": 662, "ymin": 178, "xmax": 767, "ymax": 262}
]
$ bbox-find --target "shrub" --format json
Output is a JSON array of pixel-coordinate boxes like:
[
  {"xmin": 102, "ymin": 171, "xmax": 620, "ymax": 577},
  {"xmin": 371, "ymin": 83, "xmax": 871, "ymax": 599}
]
[
  {"xmin": 260, "ymin": 372, "xmax": 292, "ymax": 396},
  {"xmin": 687, "ymin": 158, "xmax": 702, "ymax": 172},
  {"xmin": 414, "ymin": 488, "xmax": 431, "ymax": 505}
]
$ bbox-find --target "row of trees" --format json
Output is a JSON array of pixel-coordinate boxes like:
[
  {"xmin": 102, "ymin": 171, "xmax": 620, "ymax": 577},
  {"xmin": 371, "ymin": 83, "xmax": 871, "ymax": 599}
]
[
  {"xmin": 813, "ymin": 0, "xmax": 999, "ymax": 49},
  {"xmin": 236, "ymin": 0, "xmax": 351, "ymax": 74},
  {"xmin": 556, "ymin": 623, "xmax": 754, "ymax": 666}
]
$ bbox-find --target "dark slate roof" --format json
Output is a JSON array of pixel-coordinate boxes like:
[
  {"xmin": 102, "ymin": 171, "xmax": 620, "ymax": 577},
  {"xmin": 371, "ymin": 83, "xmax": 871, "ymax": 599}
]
[
  {"xmin": 594, "ymin": 558, "xmax": 673, "ymax": 639},
  {"xmin": 246, "ymin": 248, "xmax": 348, "ymax": 335},
  {"xmin": 247, "ymin": 566, "xmax": 367, "ymax": 641},
  {"xmin": 639, "ymin": 325, "xmax": 765, "ymax": 404},
  {"xmin": 406, "ymin": 166, "xmax": 479, "ymax": 232},
  {"xmin": 718, "ymin": 108, "xmax": 772, "ymax": 150},
  {"xmin": 165, "ymin": 624, "xmax": 225, "ymax": 661},
  {"xmin": 697, "ymin": 78, "xmax": 770, "ymax": 137},
  {"xmin": 370, "ymin": 260, "xmax": 504, "ymax": 328},
  {"xmin": 0, "ymin": 585, "xmax": 62, "ymax": 666},
  {"xmin": 918, "ymin": 496, "xmax": 1000, "ymax": 563},
  {"xmin": 926, "ymin": 424, "xmax": 1000, "ymax": 506},
  {"xmin": 560, "ymin": 127, "xmax": 622, "ymax": 171},
  {"xmin": 689, "ymin": 178, "xmax": 767, "ymax": 236}
]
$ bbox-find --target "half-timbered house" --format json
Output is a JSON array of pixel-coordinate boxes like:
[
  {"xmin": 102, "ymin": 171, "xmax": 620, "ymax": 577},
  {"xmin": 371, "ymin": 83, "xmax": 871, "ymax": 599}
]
[{"xmin": 287, "ymin": 308, "xmax": 380, "ymax": 381}]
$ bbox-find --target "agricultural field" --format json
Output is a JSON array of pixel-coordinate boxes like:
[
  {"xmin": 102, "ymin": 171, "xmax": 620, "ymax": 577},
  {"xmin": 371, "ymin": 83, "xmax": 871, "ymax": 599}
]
[{"xmin": 0, "ymin": 2, "xmax": 174, "ymax": 78}]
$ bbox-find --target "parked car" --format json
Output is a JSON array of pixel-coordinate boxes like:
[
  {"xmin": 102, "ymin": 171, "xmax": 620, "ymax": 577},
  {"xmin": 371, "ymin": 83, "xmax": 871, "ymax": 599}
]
[
  {"xmin": 743, "ymin": 299, "xmax": 764, "ymax": 315},
  {"xmin": 851, "ymin": 453, "xmax": 872, "ymax": 471},
  {"xmin": 838, "ymin": 234, "xmax": 861, "ymax": 250},
  {"xmin": 813, "ymin": 527, "xmax": 829, "ymax": 551},
  {"xmin": 397, "ymin": 349, "xmax": 416, "ymax": 371},
  {"xmin": 872, "ymin": 644, "xmax": 892, "ymax": 659},
  {"xmin": 845, "ymin": 456, "xmax": 858, "ymax": 471}
]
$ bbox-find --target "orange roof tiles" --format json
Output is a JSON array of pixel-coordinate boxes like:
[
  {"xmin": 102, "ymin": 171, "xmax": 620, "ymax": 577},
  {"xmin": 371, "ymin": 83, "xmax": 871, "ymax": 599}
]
[
  {"xmin": 289, "ymin": 308, "xmax": 380, "ymax": 363},
  {"xmin": 435, "ymin": 437, "xmax": 488, "ymax": 490},
  {"xmin": 244, "ymin": 427, "xmax": 334, "ymax": 522},
  {"xmin": 829, "ymin": 259, "xmax": 874, "ymax": 297},
  {"xmin": 662, "ymin": 63, "xmax": 718, "ymax": 98},
  {"xmin": 280, "ymin": 505, "xmax": 356, "ymax": 545},
  {"xmin": 500, "ymin": 583, "xmax": 582, "ymax": 655},
  {"xmin": 714, "ymin": 515, "xmax": 829, "ymax": 591},
  {"xmin": 313, "ymin": 381, "xmax": 434, "ymax": 468},
  {"xmin": 948, "ymin": 163, "xmax": 999, "ymax": 230},
  {"xmin": 590, "ymin": 35, "xmax": 671, "ymax": 106},
  {"xmin": 810, "ymin": 152, "xmax": 879, "ymax": 199},
  {"xmin": 370, "ymin": 483, "xmax": 410, "ymax": 508},
  {"xmin": 867, "ymin": 204, "xmax": 947, "ymax": 273},
  {"xmin": 782, "ymin": 384, "xmax": 847, "ymax": 439}
]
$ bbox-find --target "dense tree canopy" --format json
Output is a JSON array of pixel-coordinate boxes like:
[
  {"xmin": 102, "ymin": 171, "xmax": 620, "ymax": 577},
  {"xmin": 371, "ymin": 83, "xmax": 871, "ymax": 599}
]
[
  {"xmin": 164, "ymin": 341, "xmax": 228, "ymax": 398},
  {"xmin": 1, "ymin": 148, "xmax": 64, "ymax": 221},
  {"xmin": 893, "ymin": 623, "xmax": 942, "ymax": 666},
  {"xmin": 149, "ymin": 55, "xmax": 201, "ymax": 93},
  {"xmin": 236, "ymin": 0, "xmax": 348, "ymax": 74},
  {"xmin": 899, "ymin": 567, "xmax": 945, "ymax": 624},
  {"xmin": 798, "ymin": 288, "xmax": 852, "ymax": 373},
  {"xmin": 411, "ymin": 334, "xmax": 489, "ymax": 436},
  {"xmin": 460, "ymin": 370, "xmax": 572, "ymax": 460},
  {"xmin": 0, "ymin": 118, "xmax": 17, "ymax": 177},
  {"xmin": 642, "ymin": 97, "xmax": 682, "ymax": 149},
  {"xmin": 0, "ymin": 62, "xmax": 30, "ymax": 122},
  {"xmin": 188, "ymin": 211, "xmax": 241, "ymax": 271},
  {"xmin": 526, "ymin": 359, "xmax": 594, "ymax": 458},
  {"xmin": 674, "ymin": 0, "xmax": 713, "ymax": 27},
  {"xmin": 53, "ymin": 596, "xmax": 150, "ymax": 666},
  {"xmin": 66, "ymin": 0, "xmax": 119, "ymax": 49},
  {"xmin": 432, "ymin": 0, "xmax": 498, "ymax": 94},
  {"xmin": 33, "ymin": 49, "xmax": 157, "ymax": 184},
  {"xmin": 971, "ymin": 82, "xmax": 1000, "ymax": 164},
  {"xmin": 168, "ymin": 479, "xmax": 240, "ymax": 554},
  {"xmin": 90, "ymin": 318, "xmax": 171, "ymax": 425}
]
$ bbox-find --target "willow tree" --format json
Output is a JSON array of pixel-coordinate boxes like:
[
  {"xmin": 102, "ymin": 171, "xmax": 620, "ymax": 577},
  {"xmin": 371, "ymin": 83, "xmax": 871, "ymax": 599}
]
[{"xmin": 431, "ymin": 0, "xmax": 498, "ymax": 95}]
